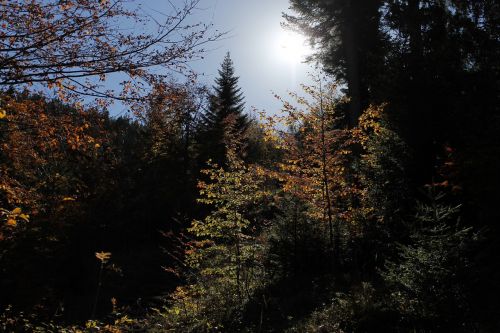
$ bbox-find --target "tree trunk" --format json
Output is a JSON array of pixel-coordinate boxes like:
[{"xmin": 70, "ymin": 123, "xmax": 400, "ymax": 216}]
[
  {"xmin": 319, "ymin": 82, "xmax": 337, "ymax": 264},
  {"xmin": 342, "ymin": 1, "xmax": 362, "ymax": 128}
]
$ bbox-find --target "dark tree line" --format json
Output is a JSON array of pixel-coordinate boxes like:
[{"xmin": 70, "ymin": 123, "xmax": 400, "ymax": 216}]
[
  {"xmin": 286, "ymin": 0, "xmax": 500, "ymax": 184},
  {"xmin": 281, "ymin": 0, "xmax": 500, "ymax": 331}
]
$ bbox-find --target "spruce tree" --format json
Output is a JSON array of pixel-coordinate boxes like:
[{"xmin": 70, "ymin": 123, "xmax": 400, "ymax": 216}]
[
  {"xmin": 382, "ymin": 189, "xmax": 474, "ymax": 330},
  {"xmin": 199, "ymin": 52, "xmax": 249, "ymax": 166}
]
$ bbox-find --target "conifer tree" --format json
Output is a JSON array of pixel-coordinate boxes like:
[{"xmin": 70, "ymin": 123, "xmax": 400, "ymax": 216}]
[
  {"xmin": 199, "ymin": 52, "xmax": 249, "ymax": 166},
  {"xmin": 284, "ymin": 0, "xmax": 385, "ymax": 127},
  {"xmin": 382, "ymin": 188, "xmax": 475, "ymax": 330}
]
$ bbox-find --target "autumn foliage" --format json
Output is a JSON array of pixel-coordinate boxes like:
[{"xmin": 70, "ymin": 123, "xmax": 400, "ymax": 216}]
[{"xmin": 0, "ymin": 0, "xmax": 498, "ymax": 331}]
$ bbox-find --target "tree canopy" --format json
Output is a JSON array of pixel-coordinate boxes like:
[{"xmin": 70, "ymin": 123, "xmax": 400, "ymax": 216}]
[{"xmin": 0, "ymin": 0, "xmax": 222, "ymax": 103}]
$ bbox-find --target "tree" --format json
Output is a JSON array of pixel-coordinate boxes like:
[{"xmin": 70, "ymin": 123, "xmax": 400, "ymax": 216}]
[
  {"xmin": 0, "ymin": 92, "xmax": 106, "ymax": 218},
  {"xmin": 0, "ymin": 0, "xmax": 222, "ymax": 104},
  {"xmin": 198, "ymin": 52, "xmax": 249, "ymax": 166},
  {"xmin": 261, "ymin": 79, "xmax": 361, "ymax": 267},
  {"xmin": 382, "ymin": 189, "xmax": 475, "ymax": 331},
  {"xmin": 0, "ymin": 92, "xmax": 119, "ymax": 320},
  {"xmin": 286, "ymin": 0, "xmax": 499, "ymax": 184},
  {"xmin": 141, "ymin": 82, "xmax": 208, "ymax": 221},
  {"xmin": 284, "ymin": 0, "xmax": 386, "ymax": 127},
  {"xmin": 352, "ymin": 103, "xmax": 410, "ymax": 278},
  {"xmin": 163, "ymin": 142, "xmax": 271, "ymax": 331}
]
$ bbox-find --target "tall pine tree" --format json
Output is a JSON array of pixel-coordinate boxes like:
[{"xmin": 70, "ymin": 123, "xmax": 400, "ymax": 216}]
[{"xmin": 198, "ymin": 52, "xmax": 249, "ymax": 166}]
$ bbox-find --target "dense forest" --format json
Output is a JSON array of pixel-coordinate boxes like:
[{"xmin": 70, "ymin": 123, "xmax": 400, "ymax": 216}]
[{"xmin": 0, "ymin": 0, "xmax": 499, "ymax": 332}]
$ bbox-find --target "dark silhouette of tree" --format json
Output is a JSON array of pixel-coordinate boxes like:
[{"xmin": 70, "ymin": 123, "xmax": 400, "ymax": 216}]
[
  {"xmin": 198, "ymin": 52, "xmax": 249, "ymax": 166},
  {"xmin": 284, "ymin": 0, "xmax": 385, "ymax": 127}
]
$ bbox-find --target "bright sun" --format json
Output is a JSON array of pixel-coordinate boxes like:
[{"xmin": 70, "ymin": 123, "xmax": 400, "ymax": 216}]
[{"xmin": 276, "ymin": 31, "xmax": 311, "ymax": 64}]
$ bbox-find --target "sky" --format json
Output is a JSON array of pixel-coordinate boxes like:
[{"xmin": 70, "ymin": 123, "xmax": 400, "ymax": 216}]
[{"xmin": 111, "ymin": 0, "xmax": 317, "ymax": 118}]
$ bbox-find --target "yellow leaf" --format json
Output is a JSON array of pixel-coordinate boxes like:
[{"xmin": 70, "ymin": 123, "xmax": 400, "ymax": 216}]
[
  {"xmin": 0, "ymin": 109, "xmax": 6, "ymax": 119},
  {"xmin": 11, "ymin": 207, "xmax": 21, "ymax": 214},
  {"xmin": 6, "ymin": 219, "xmax": 16, "ymax": 227},
  {"xmin": 94, "ymin": 143, "xmax": 101, "ymax": 148},
  {"xmin": 62, "ymin": 197, "xmax": 75, "ymax": 201},
  {"xmin": 85, "ymin": 320, "xmax": 98, "ymax": 329},
  {"xmin": 95, "ymin": 251, "xmax": 112, "ymax": 263}
]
